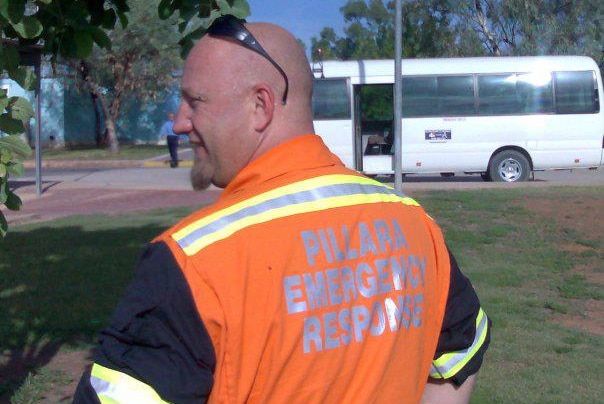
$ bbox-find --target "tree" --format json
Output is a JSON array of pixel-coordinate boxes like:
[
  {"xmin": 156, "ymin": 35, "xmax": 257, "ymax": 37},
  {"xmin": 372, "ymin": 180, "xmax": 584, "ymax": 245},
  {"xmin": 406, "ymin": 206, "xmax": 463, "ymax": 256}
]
[
  {"xmin": 400, "ymin": 0, "xmax": 469, "ymax": 58},
  {"xmin": 0, "ymin": 0, "xmax": 250, "ymax": 236},
  {"xmin": 310, "ymin": 0, "xmax": 462, "ymax": 60},
  {"xmin": 339, "ymin": 0, "xmax": 395, "ymax": 59},
  {"xmin": 312, "ymin": 0, "xmax": 600, "ymax": 63},
  {"xmin": 77, "ymin": 0, "xmax": 184, "ymax": 153},
  {"xmin": 451, "ymin": 0, "xmax": 602, "ymax": 60},
  {"xmin": 78, "ymin": 0, "xmax": 250, "ymax": 153},
  {"xmin": 158, "ymin": 0, "xmax": 250, "ymax": 58},
  {"xmin": 311, "ymin": 27, "xmax": 340, "ymax": 61}
]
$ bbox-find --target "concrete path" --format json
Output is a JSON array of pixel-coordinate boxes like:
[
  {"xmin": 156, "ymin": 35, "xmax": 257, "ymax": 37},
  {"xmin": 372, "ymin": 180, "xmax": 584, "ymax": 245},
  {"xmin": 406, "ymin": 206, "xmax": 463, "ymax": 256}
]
[
  {"xmin": 5, "ymin": 153, "xmax": 217, "ymax": 225},
  {"xmin": 5, "ymin": 153, "xmax": 603, "ymax": 226}
]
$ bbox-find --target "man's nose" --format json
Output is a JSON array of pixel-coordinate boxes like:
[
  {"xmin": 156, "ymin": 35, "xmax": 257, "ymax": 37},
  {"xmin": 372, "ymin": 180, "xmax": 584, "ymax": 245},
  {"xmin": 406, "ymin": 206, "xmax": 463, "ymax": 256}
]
[{"xmin": 173, "ymin": 108, "xmax": 192, "ymax": 135}]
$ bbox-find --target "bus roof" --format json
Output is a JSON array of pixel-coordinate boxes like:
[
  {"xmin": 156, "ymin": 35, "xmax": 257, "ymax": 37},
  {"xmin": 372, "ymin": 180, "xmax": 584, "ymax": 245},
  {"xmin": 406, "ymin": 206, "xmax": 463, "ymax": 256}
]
[{"xmin": 314, "ymin": 56, "xmax": 600, "ymax": 81}]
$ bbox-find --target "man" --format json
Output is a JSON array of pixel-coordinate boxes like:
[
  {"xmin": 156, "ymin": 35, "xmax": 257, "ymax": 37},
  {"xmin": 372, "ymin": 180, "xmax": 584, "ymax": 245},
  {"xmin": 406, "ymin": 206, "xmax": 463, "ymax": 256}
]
[
  {"xmin": 160, "ymin": 112, "xmax": 179, "ymax": 168},
  {"xmin": 74, "ymin": 16, "xmax": 490, "ymax": 403}
]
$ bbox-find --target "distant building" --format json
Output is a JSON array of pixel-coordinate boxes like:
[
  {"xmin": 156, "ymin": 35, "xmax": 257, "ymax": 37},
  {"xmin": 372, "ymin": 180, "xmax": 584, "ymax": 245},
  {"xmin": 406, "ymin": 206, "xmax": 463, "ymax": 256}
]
[{"xmin": 1, "ymin": 64, "xmax": 180, "ymax": 148}]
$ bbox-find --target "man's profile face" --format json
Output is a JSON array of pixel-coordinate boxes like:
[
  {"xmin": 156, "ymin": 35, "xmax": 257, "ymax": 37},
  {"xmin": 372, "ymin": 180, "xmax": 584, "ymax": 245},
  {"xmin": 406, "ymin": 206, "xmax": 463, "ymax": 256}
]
[{"xmin": 174, "ymin": 37, "xmax": 256, "ymax": 190}]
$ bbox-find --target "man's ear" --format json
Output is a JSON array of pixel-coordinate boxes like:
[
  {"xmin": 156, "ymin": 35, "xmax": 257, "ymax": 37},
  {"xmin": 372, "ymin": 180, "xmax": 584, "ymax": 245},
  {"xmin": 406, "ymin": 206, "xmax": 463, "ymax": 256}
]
[{"xmin": 251, "ymin": 84, "xmax": 275, "ymax": 132}]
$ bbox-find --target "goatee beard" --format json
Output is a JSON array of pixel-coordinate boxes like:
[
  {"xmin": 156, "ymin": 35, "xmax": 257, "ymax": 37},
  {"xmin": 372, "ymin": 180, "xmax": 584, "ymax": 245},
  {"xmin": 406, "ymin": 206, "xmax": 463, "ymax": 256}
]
[{"xmin": 190, "ymin": 158, "xmax": 213, "ymax": 191}]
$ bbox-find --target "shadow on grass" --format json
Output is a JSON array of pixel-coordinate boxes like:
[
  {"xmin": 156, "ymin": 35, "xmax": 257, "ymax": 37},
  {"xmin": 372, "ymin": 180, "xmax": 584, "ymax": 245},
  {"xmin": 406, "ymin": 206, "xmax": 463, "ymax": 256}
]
[{"xmin": 0, "ymin": 220, "xmax": 169, "ymax": 400}]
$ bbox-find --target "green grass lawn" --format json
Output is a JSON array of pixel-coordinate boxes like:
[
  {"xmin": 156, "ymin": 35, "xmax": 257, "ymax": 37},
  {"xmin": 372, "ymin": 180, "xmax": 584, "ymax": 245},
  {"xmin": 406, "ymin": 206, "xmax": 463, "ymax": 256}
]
[
  {"xmin": 418, "ymin": 187, "xmax": 603, "ymax": 403},
  {"xmin": 0, "ymin": 187, "xmax": 602, "ymax": 403},
  {"xmin": 34, "ymin": 144, "xmax": 172, "ymax": 160}
]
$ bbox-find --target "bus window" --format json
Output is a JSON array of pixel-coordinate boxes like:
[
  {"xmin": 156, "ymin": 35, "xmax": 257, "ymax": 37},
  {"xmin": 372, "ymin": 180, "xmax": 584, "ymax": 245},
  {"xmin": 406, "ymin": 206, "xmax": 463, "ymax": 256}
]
[
  {"xmin": 478, "ymin": 74, "xmax": 522, "ymax": 115},
  {"xmin": 554, "ymin": 71, "xmax": 598, "ymax": 114},
  {"xmin": 437, "ymin": 75, "xmax": 475, "ymax": 116},
  {"xmin": 402, "ymin": 76, "xmax": 438, "ymax": 117},
  {"xmin": 516, "ymin": 72, "xmax": 553, "ymax": 114},
  {"xmin": 312, "ymin": 79, "xmax": 351, "ymax": 120},
  {"xmin": 478, "ymin": 73, "xmax": 554, "ymax": 115}
]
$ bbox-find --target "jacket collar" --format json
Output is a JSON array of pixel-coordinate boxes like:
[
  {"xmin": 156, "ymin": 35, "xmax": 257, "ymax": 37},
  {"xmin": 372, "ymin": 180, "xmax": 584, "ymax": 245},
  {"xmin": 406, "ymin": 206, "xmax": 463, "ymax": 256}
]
[{"xmin": 221, "ymin": 134, "xmax": 343, "ymax": 198}]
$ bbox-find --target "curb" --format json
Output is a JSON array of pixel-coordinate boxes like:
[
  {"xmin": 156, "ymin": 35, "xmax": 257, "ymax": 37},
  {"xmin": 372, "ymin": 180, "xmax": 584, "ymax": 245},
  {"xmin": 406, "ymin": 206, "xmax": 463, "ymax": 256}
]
[
  {"xmin": 143, "ymin": 160, "xmax": 193, "ymax": 168},
  {"xmin": 23, "ymin": 159, "xmax": 193, "ymax": 169},
  {"xmin": 24, "ymin": 160, "xmax": 143, "ymax": 169}
]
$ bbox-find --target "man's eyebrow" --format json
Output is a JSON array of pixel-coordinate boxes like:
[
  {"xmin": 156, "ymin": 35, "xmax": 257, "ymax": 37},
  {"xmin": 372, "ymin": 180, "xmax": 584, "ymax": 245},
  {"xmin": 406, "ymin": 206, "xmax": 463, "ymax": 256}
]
[{"xmin": 181, "ymin": 87, "xmax": 205, "ymax": 101}]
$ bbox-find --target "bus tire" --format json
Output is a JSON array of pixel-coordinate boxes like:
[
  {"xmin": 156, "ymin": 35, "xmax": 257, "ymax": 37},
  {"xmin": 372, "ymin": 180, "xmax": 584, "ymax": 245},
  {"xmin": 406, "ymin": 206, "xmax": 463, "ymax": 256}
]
[{"xmin": 489, "ymin": 150, "xmax": 530, "ymax": 182}]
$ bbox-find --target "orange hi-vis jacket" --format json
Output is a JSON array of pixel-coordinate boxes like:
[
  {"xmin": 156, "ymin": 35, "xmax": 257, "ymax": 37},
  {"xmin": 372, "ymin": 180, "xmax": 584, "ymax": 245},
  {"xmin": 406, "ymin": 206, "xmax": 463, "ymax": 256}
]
[
  {"xmin": 158, "ymin": 134, "xmax": 450, "ymax": 403},
  {"xmin": 73, "ymin": 134, "xmax": 490, "ymax": 404}
]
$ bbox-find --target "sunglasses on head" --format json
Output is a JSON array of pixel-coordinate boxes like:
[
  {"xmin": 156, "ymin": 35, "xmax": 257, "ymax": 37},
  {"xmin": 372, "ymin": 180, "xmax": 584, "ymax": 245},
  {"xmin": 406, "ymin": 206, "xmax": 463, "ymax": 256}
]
[{"xmin": 207, "ymin": 15, "xmax": 289, "ymax": 105}]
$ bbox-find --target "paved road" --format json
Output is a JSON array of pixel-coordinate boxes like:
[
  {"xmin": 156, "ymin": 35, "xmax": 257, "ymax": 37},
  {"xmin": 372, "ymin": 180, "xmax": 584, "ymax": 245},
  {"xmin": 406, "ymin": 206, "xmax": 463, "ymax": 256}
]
[
  {"xmin": 18, "ymin": 165, "xmax": 604, "ymax": 193},
  {"xmin": 5, "ymin": 165, "xmax": 602, "ymax": 225},
  {"xmin": 21, "ymin": 167, "xmax": 198, "ymax": 191}
]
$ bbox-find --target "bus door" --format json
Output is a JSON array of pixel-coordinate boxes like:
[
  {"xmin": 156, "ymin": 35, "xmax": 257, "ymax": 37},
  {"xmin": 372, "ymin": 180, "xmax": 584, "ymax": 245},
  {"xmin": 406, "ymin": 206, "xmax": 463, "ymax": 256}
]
[
  {"xmin": 354, "ymin": 84, "xmax": 395, "ymax": 175},
  {"xmin": 312, "ymin": 78, "xmax": 355, "ymax": 169},
  {"xmin": 353, "ymin": 85, "xmax": 363, "ymax": 171}
]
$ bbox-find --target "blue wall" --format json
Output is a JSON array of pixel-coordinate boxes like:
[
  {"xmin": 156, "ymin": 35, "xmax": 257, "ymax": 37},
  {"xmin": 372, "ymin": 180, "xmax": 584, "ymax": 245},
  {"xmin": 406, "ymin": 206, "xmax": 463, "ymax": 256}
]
[{"xmin": 1, "ymin": 75, "xmax": 181, "ymax": 147}]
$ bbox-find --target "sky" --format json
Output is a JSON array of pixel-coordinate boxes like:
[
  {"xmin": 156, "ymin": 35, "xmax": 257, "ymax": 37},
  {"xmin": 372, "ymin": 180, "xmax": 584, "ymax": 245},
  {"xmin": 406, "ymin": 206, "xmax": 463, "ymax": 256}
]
[{"xmin": 247, "ymin": 0, "xmax": 346, "ymax": 53}]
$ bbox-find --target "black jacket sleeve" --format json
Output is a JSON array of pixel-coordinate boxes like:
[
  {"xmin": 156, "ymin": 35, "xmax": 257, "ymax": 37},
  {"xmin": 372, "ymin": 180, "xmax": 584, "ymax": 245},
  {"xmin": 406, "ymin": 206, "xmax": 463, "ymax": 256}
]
[
  {"xmin": 432, "ymin": 247, "xmax": 491, "ymax": 386},
  {"xmin": 72, "ymin": 241, "xmax": 216, "ymax": 404}
]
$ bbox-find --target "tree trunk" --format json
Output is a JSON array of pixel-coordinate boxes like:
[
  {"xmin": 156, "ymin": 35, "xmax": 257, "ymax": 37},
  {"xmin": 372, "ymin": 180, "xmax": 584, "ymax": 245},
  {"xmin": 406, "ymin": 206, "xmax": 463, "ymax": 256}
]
[
  {"xmin": 473, "ymin": 0, "xmax": 501, "ymax": 55},
  {"xmin": 97, "ymin": 94, "xmax": 119, "ymax": 154},
  {"xmin": 107, "ymin": 56, "xmax": 132, "ymax": 150},
  {"xmin": 79, "ymin": 61, "xmax": 120, "ymax": 154},
  {"xmin": 89, "ymin": 92, "xmax": 104, "ymax": 146}
]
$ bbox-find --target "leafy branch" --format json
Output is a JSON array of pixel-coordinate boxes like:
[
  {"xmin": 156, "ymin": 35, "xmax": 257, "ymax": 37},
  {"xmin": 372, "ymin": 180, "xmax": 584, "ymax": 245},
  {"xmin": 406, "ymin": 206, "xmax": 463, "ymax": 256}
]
[{"xmin": 1, "ymin": 0, "xmax": 250, "ymax": 236}]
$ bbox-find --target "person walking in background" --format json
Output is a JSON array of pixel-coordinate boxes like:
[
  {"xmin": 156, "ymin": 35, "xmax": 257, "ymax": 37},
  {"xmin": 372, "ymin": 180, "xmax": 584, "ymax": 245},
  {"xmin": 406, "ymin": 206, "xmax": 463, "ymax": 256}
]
[
  {"xmin": 73, "ymin": 15, "xmax": 490, "ymax": 404},
  {"xmin": 160, "ymin": 112, "xmax": 179, "ymax": 167}
]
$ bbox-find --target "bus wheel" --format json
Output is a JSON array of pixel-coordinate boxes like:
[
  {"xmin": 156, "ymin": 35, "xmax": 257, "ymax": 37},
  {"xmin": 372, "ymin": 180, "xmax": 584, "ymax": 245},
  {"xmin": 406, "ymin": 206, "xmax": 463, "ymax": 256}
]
[{"xmin": 489, "ymin": 150, "xmax": 530, "ymax": 182}]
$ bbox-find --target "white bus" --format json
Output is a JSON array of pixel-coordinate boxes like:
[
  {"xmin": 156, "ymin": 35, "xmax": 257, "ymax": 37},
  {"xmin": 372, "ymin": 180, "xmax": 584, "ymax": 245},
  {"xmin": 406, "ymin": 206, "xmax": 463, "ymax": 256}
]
[{"xmin": 311, "ymin": 56, "xmax": 604, "ymax": 181}]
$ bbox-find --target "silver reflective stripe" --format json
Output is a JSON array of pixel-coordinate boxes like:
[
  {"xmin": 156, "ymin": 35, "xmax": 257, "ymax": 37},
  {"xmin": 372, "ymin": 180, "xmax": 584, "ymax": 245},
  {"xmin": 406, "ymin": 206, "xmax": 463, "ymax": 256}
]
[
  {"xmin": 90, "ymin": 376, "xmax": 111, "ymax": 398},
  {"xmin": 175, "ymin": 180, "xmax": 409, "ymax": 253}
]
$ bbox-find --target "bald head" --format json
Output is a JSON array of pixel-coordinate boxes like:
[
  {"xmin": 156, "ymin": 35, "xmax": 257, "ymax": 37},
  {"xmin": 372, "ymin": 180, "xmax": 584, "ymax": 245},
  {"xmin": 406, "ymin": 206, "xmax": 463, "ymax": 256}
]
[
  {"xmin": 246, "ymin": 23, "xmax": 314, "ymax": 109},
  {"xmin": 174, "ymin": 19, "xmax": 316, "ymax": 189},
  {"xmin": 191, "ymin": 20, "xmax": 315, "ymax": 136}
]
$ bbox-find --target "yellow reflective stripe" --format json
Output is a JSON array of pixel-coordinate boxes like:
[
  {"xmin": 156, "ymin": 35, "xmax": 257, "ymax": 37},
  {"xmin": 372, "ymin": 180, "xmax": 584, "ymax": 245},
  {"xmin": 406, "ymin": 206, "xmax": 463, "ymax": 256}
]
[
  {"xmin": 183, "ymin": 192, "xmax": 411, "ymax": 256},
  {"xmin": 172, "ymin": 174, "xmax": 397, "ymax": 241},
  {"xmin": 90, "ymin": 364, "xmax": 171, "ymax": 404},
  {"xmin": 430, "ymin": 308, "xmax": 488, "ymax": 379},
  {"xmin": 172, "ymin": 174, "xmax": 419, "ymax": 256}
]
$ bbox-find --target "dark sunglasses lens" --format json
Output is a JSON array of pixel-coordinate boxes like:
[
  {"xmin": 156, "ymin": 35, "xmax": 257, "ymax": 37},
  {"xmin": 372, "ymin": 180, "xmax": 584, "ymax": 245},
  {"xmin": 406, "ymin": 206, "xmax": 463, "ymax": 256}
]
[
  {"xmin": 208, "ymin": 15, "xmax": 240, "ymax": 36},
  {"xmin": 206, "ymin": 15, "xmax": 289, "ymax": 104}
]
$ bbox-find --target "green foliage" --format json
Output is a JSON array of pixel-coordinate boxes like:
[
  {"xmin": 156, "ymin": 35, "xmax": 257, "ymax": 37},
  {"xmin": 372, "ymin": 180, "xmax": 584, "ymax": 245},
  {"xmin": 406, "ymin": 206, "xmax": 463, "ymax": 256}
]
[
  {"xmin": 311, "ymin": 0, "xmax": 470, "ymax": 60},
  {"xmin": 453, "ymin": 0, "xmax": 602, "ymax": 60},
  {"xmin": 360, "ymin": 84, "xmax": 392, "ymax": 121},
  {"xmin": 80, "ymin": 0, "xmax": 187, "ymax": 133},
  {"xmin": 1, "ymin": 0, "xmax": 129, "ymax": 236},
  {"xmin": 0, "ymin": 0, "xmax": 250, "ymax": 234},
  {"xmin": 0, "ymin": 87, "xmax": 33, "ymax": 236},
  {"xmin": 158, "ymin": 0, "xmax": 250, "ymax": 58},
  {"xmin": 312, "ymin": 0, "xmax": 395, "ymax": 60},
  {"xmin": 311, "ymin": 0, "xmax": 601, "ymax": 61},
  {"xmin": 33, "ymin": 0, "xmax": 130, "ymax": 60},
  {"xmin": 0, "ymin": 135, "xmax": 31, "ymax": 236}
]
